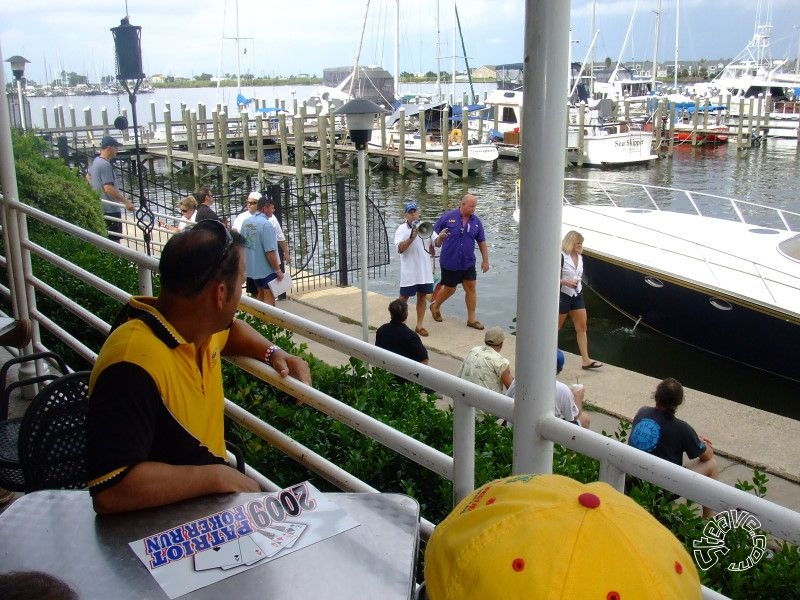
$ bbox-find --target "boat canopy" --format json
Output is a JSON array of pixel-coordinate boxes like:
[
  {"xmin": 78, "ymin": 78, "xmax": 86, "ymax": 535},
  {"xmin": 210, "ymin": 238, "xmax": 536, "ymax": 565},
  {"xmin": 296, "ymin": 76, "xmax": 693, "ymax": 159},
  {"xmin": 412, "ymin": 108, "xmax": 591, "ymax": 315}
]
[
  {"xmin": 673, "ymin": 102, "xmax": 727, "ymax": 114},
  {"xmin": 385, "ymin": 102, "xmax": 448, "ymax": 128},
  {"xmin": 449, "ymin": 104, "xmax": 487, "ymax": 121}
]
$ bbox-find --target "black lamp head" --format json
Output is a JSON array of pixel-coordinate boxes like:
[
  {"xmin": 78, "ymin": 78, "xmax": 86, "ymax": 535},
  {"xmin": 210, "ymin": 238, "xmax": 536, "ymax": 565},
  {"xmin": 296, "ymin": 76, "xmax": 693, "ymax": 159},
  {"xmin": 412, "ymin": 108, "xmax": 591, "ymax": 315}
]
[{"xmin": 111, "ymin": 17, "xmax": 145, "ymax": 81}]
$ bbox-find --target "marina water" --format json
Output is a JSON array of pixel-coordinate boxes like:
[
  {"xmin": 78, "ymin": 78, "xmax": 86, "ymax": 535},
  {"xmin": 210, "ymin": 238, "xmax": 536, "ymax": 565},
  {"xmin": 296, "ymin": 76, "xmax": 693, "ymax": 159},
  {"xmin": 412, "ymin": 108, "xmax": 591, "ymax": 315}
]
[{"xmin": 26, "ymin": 84, "xmax": 800, "ymax": 419}]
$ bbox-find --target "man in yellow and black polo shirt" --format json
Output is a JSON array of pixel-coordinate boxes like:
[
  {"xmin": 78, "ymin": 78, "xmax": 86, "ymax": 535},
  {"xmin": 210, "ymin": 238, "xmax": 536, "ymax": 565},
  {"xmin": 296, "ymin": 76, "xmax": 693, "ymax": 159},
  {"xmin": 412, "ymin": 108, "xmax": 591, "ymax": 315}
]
[{"xmin": 87, "ymin": 219, "xmax": 311, "ymax": 515}]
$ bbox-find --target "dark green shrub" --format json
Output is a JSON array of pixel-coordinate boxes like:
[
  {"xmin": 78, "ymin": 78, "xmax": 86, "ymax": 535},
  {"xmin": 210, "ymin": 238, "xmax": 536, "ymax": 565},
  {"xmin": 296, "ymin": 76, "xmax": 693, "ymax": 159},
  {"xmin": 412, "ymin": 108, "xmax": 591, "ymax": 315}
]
[
  {"xmin": 2, "ymin": 132, "xmax": 141, "ymax": 366},
  {"xmin": 8, "ymin": 131, "xmax": 106, "ymax": 236}
]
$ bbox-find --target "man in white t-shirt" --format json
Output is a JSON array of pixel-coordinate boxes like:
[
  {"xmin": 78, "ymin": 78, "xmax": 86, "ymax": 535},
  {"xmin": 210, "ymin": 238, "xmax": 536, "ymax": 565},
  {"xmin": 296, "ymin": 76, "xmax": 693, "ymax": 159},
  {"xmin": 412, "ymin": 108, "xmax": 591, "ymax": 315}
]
[
  {"xmin": 394, "ymin": 201, "xmax": 434, "ymax": 336},
  {"xmin": 234, "ymin": 192, "xmax": 291, "ymax": 296},
  {"xmin": 263, "ymin": 196, "xmax": 290, "ymax": 266},
  {"xmin": 232, "ymin": 191, "xmax": 260, "ymax": 233},
  {"xmin": 504, "ymin": 349, "xmax": 590, "ymax": 427}
]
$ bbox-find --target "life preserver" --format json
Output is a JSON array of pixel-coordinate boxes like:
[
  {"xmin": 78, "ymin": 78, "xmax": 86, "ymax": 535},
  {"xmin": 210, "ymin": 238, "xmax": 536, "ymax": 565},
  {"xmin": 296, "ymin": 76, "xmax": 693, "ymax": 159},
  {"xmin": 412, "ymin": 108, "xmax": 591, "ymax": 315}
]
[{"xmin": 449, "ymin": 129, "xmax": 463, "ymax": 145}]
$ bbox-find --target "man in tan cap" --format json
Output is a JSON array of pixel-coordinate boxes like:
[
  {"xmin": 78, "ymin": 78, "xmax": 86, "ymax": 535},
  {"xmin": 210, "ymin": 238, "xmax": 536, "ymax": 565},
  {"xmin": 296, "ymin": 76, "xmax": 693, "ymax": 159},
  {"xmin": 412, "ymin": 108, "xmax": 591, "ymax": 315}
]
[{"xmin": 457, "ymin": 326, "xmax": 513, "ymax": 393}]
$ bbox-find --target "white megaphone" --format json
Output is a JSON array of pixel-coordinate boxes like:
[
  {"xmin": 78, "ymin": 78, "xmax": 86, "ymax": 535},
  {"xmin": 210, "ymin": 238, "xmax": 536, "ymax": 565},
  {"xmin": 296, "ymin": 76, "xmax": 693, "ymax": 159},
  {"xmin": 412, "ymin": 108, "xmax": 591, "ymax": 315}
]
[{"xmin": 415, "ymin": 221, "xmax": 434, "ymax": 238}]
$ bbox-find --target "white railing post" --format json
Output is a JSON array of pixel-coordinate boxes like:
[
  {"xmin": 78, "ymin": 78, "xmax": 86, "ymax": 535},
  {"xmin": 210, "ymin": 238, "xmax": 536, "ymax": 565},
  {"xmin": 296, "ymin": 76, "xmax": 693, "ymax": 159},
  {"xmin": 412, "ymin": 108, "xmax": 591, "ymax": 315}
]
[
  {"xmin": 452, "ymin": 397, "xmax": 476, "ymax": 503},
  {"xmin": 599, "ymin": 459, "xmax": 626, "ymax": 492},
  {"xmin": 137, "ymin": 265, "xmax": 153, "ymax": 297},
  {"xmin": 513, "ymin": 0, "xmax": 571, "ymax": 474},
  {"xmin": 0, "ymin": 46, "xmax": 47, "ymax": 393}
]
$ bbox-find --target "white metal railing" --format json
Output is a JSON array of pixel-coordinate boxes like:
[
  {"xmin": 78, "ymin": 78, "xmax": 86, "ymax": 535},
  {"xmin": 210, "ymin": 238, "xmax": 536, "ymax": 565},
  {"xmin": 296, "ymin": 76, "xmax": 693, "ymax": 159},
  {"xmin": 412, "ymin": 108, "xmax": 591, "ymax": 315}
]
[
  {"xmin": 2, "ymin": 196, "xmax": 799, "ymax": 598},
  {"xmin": 564, "ymin": 177, "xmax": 800, "ymax": 231}
]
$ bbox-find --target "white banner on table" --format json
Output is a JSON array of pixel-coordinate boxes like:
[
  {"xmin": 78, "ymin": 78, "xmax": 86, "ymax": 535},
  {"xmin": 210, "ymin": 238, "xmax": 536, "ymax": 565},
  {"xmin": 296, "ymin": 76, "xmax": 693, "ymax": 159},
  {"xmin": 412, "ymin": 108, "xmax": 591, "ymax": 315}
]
[{"xmin": 129, "ymin": 482, "xmax": 360, "ymax": 599}]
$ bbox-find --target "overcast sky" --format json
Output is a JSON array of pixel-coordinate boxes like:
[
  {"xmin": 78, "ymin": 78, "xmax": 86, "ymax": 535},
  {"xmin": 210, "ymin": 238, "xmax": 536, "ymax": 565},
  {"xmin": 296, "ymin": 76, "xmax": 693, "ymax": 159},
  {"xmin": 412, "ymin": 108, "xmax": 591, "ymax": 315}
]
[{"xmin": 2, "ymin": 0, "xmax": 799, "ymax": 84}]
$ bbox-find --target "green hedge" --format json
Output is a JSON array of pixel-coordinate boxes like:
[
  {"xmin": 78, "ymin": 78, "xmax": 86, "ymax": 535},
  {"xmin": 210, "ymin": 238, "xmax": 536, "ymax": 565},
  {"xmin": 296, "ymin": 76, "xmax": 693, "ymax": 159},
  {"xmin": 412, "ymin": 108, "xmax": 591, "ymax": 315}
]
[{"xmin": 1, "ymin": 132, "xmax": 140, "ymax": 366}]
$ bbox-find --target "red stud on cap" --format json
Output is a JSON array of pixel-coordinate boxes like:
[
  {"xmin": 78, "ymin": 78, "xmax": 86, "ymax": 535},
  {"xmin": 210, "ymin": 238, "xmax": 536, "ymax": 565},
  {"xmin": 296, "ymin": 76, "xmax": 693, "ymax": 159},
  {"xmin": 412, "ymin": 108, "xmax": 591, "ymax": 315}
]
[{"xmin": 578, "ymin": 492, "xmax": 601, "ymax": 509}]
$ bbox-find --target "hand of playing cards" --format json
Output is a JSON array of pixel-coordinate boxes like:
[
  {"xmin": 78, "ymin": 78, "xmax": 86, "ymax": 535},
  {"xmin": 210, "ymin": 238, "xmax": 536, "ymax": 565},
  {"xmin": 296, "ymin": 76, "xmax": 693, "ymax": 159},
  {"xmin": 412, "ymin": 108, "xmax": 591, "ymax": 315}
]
[{"xmin": 194, "ymin": 522, "xmax": 308, "ymax": 571}]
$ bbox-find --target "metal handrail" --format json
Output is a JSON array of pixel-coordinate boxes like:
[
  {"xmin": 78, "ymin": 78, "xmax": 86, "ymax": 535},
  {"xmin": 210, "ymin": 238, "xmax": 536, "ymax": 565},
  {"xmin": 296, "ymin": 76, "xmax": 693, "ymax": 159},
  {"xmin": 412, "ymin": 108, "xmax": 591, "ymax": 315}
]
[{"xmin": 564, "ymin": 177, "xmax": 800, "ymax": 231}]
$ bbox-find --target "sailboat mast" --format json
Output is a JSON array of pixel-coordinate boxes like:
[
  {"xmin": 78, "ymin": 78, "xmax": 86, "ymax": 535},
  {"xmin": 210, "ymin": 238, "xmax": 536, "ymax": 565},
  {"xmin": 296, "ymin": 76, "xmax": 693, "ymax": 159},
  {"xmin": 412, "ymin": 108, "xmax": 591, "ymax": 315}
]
[
  {"xmin": 796, "ymin": 25, "xmax": 800, "ymax": 75},
  {"xmin": 591, "ymin": 0, "xmax": 596, "ymax": 95},
  {"xmin": 394, "ymin": 0, "xmax": 399, "ymax": 99},
  {"xmin": 454, "ymin": 3, "xmax": 475, "ymax": 101},
  {"xmin": 674, "ymin": 0, "xmax": 680, "ymax": 89},
  {"xmin": 451, "ymin": 0, "xmax": 457, "ymax": 103},
  {"xmin": 651, "ymin": 0, "xmax": 661, "ymax": 89},
  {"xmin": 435, "ymin": 0, "xmax": 441, "ymax": 101},
  {"xmin": 349, "ymin": 0, "xmax": 372, "ymax": 98},
  {"xmin": 235, "ymin": 0, "xmax": 241, "ymax": 95},
  {"xmin": 613, "ymin": 0, "xmax": 639, "ymax": 79},
  {"xmin": 216, "ymin": 1, "xmax": 227, "ymax": 102}
]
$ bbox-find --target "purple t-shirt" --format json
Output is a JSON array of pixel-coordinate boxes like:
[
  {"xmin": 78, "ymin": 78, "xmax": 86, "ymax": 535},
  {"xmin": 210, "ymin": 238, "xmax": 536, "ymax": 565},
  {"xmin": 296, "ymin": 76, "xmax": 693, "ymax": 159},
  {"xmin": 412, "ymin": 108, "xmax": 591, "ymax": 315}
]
[{"xmin": 433, "ymin": 208, "xmax": 486, "ymax": 271}]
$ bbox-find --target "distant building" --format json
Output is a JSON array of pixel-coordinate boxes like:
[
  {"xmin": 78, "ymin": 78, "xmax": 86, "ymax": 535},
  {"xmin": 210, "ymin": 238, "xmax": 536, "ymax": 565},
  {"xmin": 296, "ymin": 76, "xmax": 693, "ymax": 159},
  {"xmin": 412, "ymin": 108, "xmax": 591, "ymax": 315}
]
[{"xmin": 471, "ymin": 65, "xmax": 496, "ymax": 79}]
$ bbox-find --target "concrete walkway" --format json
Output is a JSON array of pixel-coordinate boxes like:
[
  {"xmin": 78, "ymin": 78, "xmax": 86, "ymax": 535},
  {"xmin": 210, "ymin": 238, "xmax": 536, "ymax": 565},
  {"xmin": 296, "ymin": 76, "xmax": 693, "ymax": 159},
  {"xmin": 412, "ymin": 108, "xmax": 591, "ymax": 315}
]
[{"xmin": 286, "ymin": 286, "xmax": 800, "ymax": 513}]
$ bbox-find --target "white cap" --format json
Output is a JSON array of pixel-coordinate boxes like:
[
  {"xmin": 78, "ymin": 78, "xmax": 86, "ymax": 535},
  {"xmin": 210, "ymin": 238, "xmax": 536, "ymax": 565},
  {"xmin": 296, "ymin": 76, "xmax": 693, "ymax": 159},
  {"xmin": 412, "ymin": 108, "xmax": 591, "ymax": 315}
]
[{"xmin": 247, "ymin": 191, "xmax": 262, "ymax": 201}]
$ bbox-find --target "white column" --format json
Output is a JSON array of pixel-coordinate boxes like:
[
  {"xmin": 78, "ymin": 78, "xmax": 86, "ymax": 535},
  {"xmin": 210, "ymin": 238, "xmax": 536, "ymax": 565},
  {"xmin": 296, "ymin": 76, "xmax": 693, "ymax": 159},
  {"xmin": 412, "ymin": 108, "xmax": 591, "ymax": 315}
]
[{"xmin": 512, "ymin": 0, "xmax": 571, "ymax": 475}]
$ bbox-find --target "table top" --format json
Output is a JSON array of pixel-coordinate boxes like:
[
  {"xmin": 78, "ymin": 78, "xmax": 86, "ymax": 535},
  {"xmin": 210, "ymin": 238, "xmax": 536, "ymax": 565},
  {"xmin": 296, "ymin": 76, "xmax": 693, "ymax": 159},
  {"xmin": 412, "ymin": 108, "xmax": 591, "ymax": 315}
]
[
  {"xmin": 0, "ymin": 317, "xmax": 15, "ymax": 338},
  {"xmin": 0, "ymin": 490, "xmax": 420, "ymax": 599}
]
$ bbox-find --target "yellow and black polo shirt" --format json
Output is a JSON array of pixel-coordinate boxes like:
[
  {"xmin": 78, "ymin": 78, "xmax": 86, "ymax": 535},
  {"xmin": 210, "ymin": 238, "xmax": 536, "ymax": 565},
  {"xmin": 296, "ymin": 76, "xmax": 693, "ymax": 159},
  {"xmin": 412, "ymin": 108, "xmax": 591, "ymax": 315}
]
[{"xmin": 87, "ymin": 297, "xmax": 230, "ymax": 495}]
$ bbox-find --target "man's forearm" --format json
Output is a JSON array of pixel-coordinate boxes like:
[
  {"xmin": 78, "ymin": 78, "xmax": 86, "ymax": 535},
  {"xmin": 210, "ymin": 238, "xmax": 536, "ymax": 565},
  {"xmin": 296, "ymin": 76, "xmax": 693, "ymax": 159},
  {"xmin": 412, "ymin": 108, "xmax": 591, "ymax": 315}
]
[
  {"xmin": 266, "ymin": 250, "xmax": 281, "ymax": 273},
  {"xmin": 92, "ymin": 461, "xmax": 259, "ymax": 514},
  {"xmin": 103, "ymin": 183, "xmax": 133, "ymax": 210},
  {"xmin": 224, "ymin": 319, "xmax": 312, "ymax": 384},
  {"xmin": 479, "ymin": 241, "xmax": 489, "ymax": 262}
]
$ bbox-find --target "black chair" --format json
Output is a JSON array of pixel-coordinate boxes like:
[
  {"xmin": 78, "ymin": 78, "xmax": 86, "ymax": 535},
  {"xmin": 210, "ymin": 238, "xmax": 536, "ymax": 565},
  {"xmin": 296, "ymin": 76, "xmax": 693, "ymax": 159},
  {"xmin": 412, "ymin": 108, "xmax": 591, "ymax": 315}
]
[
  {"xmin": 0, "ymin": 352, "xmax": 69, "ymax": 492},
  {"xmin": 18, "ymin": 371, "xmax": 91, "ymax": 493},
  {"xmin": 17, "ymin": 370, "xmax": 244, "ymax": 490}
]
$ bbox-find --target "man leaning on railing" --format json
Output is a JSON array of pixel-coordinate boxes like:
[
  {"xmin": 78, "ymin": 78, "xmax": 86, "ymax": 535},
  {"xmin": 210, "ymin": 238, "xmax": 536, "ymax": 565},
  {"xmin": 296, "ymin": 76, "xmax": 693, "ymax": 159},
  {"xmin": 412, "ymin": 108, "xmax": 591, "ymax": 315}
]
[{"xmin": 86, "ymin": 219, "xmax": 311, "ymax": 515}]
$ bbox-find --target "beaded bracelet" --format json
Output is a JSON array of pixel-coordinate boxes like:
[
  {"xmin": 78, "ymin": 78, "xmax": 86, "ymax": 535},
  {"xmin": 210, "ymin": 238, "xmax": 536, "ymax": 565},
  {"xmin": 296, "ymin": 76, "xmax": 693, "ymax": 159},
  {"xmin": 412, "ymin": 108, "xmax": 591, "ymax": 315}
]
[{"xmin": 264, "ymin": 345, "xmax": 278, "ymax": 366}]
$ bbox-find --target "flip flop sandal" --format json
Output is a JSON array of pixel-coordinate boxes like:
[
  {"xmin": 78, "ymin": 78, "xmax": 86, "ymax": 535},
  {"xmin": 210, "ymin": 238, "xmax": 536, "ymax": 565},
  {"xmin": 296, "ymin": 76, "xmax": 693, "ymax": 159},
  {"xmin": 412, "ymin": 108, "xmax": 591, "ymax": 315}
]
[
  {"xmin": 581, "ymin": 361, "xmax": 603, "ymax": 369},
  {"xmin": 415, "ymin": 327, "xmax": 429, "ymax": 337},
  {"xmin": 466, "ymin": 320, "xmax": 485, "ymax": 330}
]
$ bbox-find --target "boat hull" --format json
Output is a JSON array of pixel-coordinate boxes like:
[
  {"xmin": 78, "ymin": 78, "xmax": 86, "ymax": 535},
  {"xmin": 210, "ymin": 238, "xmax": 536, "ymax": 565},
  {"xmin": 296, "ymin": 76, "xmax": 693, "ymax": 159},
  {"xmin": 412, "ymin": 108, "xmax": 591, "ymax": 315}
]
[
  {"xmin": 561, "ymin": 198, "xmax": 800, "ymax": 383},
  {"xmin": 581, "ymin": 253, "xmax": 799, "ymax": 382},
  {"xmin": 674, "ymin": 128, "xmax": 729, "ymax": 144},
  {"xmin": 566, "ymin": 129, "xmax": 657, "ymax": 166}
]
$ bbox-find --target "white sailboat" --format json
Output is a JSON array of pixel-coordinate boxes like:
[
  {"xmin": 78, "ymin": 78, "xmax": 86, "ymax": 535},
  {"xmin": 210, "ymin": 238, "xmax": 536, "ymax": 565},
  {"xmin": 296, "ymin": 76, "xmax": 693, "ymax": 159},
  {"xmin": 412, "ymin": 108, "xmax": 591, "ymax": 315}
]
[{"xmin": 366, "ymin": 0, "xmax": 499, "ymax": 171}]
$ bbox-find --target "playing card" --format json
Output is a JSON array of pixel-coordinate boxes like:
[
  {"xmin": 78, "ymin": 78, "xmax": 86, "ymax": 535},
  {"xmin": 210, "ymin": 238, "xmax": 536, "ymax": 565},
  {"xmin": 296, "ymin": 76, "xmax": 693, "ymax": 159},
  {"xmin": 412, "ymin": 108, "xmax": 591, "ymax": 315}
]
[
  {"xmin": 267, "ymin": 521, "xmax": 308, "ymax": 548},
  {"xmin": 257, "ymin": 526, "xmax": 294, "ymax": 549},
  {"xmin": 249, "ymin": 530, "xmax": 285, "ymax": 558},
  {"xmin": 238, "ymin": 534, "xmax": 267, "ymax": 565},
  {"xmin": 193, "ymin": 539, "xmax": 243, "ymax": 571}
]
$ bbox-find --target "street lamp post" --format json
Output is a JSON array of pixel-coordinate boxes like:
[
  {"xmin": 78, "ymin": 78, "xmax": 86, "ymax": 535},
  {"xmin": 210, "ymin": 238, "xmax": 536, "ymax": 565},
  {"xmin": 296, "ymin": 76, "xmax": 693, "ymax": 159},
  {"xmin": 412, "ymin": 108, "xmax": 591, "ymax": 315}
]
[
  {"xmin": 334, "ymin": 99, "xmax": 385, "ymax": 342},
  {"xmin": 6, "ymin": 55, "xmax": 29, "ymax": 131},
  {"xmin": 111, "ymin": 16, "xmax": 153, "ymax": 255}
]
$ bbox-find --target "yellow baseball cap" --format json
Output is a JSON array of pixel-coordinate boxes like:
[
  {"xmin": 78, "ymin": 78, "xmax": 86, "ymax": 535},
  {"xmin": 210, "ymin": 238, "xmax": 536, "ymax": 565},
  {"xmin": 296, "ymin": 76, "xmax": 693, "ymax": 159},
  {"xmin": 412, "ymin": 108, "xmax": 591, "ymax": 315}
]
[{"xmin": 424, "ymin": 474, "xmax": 701, "ymax": 600}]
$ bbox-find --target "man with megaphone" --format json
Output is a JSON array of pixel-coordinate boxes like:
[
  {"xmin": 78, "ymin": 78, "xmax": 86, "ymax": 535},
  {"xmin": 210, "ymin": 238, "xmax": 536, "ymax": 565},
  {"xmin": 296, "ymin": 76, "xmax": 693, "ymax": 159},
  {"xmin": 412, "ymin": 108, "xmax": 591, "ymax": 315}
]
[{"xmin": 395, "ymin": 201, "xmax": 436, "ymax": 337}]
